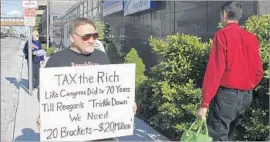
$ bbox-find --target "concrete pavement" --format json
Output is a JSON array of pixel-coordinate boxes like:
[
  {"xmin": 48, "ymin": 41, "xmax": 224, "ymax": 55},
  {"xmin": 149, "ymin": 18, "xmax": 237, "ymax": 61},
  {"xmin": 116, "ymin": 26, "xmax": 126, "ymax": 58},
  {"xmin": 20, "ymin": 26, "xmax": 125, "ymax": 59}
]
[
  {"xmin": 118, "ymin": 117, "xmax": 170, "ymax": 141},
  {"xmin": 1, "ymin": 37, "xmax": 26, "ymax": 141},
  {"xmin": 8, "ymin": 44, "xmax": 169, "ymax": 141},
  {"xmin": 13, "ymin": 51, "xmax": 40, "ymax": 141}
]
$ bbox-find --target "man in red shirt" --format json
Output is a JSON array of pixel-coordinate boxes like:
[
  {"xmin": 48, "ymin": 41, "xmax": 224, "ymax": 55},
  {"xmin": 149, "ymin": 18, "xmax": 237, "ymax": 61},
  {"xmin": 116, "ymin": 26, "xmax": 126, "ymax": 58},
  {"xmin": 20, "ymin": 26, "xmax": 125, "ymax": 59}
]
[{"xmin": 197, "ymin": 1, "xmax": 264, "ymax": 141}]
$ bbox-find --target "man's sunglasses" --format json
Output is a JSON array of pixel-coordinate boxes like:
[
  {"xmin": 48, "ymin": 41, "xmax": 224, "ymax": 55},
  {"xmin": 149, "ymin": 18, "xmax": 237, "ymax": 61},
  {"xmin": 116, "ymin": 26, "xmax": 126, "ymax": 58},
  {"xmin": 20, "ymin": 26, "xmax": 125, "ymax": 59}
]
[{"xmin": 74, "ymin": 32, "xmax": 98, "ymax": 41}]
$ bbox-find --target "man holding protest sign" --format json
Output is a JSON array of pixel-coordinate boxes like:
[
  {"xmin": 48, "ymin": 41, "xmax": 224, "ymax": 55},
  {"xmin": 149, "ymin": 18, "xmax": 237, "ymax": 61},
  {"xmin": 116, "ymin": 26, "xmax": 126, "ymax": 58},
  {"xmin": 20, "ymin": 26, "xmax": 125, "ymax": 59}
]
[{"xmin": 37, "ymin": 17, "xmax": 137, "ymax": 141}]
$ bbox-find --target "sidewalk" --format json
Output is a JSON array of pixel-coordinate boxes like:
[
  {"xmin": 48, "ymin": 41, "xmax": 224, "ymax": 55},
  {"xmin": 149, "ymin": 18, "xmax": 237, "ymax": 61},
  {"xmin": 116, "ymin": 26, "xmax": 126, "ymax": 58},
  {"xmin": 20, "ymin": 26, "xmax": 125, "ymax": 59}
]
[
  {"xmin": 13, "ymin": 57, "xmax": 40, "ymax": 141},
  {"xmin": 13, "ymin": 52, "xmax": 169, "ymax": 141},
  {"xmin": 1, "ymin": 39, "xmax": 26, "ymax": 141}
]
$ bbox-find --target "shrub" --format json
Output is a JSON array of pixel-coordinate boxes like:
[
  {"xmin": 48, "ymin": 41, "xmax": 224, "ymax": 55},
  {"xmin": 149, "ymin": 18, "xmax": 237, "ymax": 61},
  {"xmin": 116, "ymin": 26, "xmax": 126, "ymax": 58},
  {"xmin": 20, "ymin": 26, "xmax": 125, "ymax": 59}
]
[
  {"xmin": 94, "ymin": 18, "xmax": 105, "ymax": 41},
  {"xmin": 42, "ymin": 43, "xmax": 55, "ymax": 56},
  {"xmin": 124, "ymin": 48, "xmax": 148, "ymax": 116},
  {"xmin": 137, "ymin": 14, "xmax": 269, "ymax": 141},
  {"xmin": 106, "ymin": 42, "xmax": 123, "ymax": 64},
  {"xmin": 136, "ymin": 34, "xmax": 211, "ymax": 140},
  {"xmin": 92, "ymin": 19, "xmax": 122, "ymax": 63},
  {"xmin": 233, "ymin": 14, "xmax": 270, "ymax": 141},
  {"xmin": 34, "ymin": 16, "xmax": 42, "ymax": 34},
  {"xmin": 136, "ymin": 79, "xmax": 155, "ymax": 118},
  {"xmin": 41, "ymin": 43, "xmax": 47, "ymax": 50},
  {"xmin": 46, "ymin": 47, "xmax": 55, "ymax": 56},
  {"xmin": 124, "ymin": 48, "xmax": 147, "ymax": 88}
]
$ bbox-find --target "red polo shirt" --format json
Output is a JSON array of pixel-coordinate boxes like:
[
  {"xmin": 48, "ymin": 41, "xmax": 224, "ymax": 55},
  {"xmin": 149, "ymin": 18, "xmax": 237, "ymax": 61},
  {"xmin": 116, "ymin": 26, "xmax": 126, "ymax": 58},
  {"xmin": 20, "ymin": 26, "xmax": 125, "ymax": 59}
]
[{"xmin": 201, "ymin": 22, "xmax": 264, "ymax": 108}]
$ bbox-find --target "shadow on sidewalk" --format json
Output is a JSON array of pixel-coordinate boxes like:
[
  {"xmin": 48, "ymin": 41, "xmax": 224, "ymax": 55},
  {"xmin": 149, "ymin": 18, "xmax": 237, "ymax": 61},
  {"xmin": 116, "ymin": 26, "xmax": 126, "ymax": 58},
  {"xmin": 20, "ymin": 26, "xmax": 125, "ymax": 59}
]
[
  {"xmin": 5, "ymin": 77, "xmax": 29, "ymax": 94},
  {"xmin": 14, "ymin": 128, "xmax": 40, "ymax": 141},
  {"xmin": 118, "ymin": 128, "xmax": 153, "ymax": 141},
  {"xmin": 118, "ymin": 117, "xmax": 168, "ymax": 141}
]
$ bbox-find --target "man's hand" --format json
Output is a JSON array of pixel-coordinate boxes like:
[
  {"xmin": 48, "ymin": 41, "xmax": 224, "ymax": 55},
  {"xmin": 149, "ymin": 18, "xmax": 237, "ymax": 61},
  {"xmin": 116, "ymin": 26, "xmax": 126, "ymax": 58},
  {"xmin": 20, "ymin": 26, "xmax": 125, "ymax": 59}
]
[
  {"xmin": 37, "ymin": 115, "xmax": 40, "ymax": 131},
  {"xmin": 197, "ymin": 107, "xmax": 208, "ymax": 120},
  {"xmin": 133, "ymin": 103, "xmax": 137, "ymax": 114}
]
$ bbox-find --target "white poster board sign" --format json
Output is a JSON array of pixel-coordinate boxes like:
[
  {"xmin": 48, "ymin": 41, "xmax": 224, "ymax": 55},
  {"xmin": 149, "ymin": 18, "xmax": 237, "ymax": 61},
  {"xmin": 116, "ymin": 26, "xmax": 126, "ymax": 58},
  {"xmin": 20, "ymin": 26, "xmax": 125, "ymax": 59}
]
[{"xmin": 39, "ymin": 64, "xmax": 136, "ymax": 141}]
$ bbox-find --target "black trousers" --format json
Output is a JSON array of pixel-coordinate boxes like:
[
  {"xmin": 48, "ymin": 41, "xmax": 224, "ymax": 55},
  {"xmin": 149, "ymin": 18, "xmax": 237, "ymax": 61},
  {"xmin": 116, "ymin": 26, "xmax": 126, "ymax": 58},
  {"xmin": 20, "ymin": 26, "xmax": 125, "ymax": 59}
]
[
  {"xmin": 27, "ymin": 60, "xmax": 41, "ymax": 88},
  {"xmin": 207, "ymin": 87, "xmax": 253, "ymax": 141}
]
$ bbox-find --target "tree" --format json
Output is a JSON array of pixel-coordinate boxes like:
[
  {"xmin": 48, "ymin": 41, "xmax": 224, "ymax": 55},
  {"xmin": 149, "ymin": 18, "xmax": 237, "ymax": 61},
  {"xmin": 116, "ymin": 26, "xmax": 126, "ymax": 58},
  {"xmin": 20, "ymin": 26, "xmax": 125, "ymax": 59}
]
[
  {"xmin": 94, "ymin": 18, "xmax": 105, "ymax": 41},
  {"xmin": 34, "ymin": 16, "xmax": 42, "ymax": 34}
]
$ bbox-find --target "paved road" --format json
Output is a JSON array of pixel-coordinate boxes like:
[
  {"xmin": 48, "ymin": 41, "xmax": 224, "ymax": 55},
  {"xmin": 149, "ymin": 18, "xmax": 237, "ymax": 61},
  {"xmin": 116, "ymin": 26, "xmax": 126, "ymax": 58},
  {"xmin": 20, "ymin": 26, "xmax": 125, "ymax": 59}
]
[{"xmin": 1, "ymin": 37, "xmax": 25, "ymax": 141}]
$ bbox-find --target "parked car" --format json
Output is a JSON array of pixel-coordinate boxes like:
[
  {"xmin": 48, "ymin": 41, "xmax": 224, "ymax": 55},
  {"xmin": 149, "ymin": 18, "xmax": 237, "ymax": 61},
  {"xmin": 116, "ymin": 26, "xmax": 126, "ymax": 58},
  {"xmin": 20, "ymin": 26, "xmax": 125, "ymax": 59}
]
[
  {"xmin": 20, "ymin": 34, "xmax": 25, "ymax": 39},
  {"xmin": 1, "ymin": 32, "xmax": 4, "ymax": 38},
  {"xmin": 10, "ymin": 33, "xmax": 15, "ymax": 37},
  {"xmin": 0, "ymin": 32, "xmax": 9, "ymax": 38}
]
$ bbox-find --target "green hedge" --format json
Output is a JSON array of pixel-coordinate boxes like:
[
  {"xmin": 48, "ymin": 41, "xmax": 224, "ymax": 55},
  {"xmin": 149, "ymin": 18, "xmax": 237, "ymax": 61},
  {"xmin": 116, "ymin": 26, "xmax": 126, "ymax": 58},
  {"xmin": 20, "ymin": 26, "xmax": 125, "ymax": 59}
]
[
  {"xmin": 233, "ymin": 14, "xmax": 270, "ymax": 141},
  {"xmin": 93, "ymin": 18, "xmax": 123, "ymax": 64},
  {"xmin": 42, "ymin": 44, "xmax": 55, "ymax": 56},
  {"xmin": 94, "ymin": 18, "xmax": 105, "ymax": 41},
  {"xmin": 124, "ymin": 48, "xmax": 147, "ymax": 88},
  {"xmin": 136, "ymin": 14, "xmax": 269, "ymax": 141},
  {"xmin": 137, "ymin": 34, "xmax": 211, "ymax": 140},
  {"xmin": 106, "ymin": 42, "xmax": 123, "ymax": 64}
]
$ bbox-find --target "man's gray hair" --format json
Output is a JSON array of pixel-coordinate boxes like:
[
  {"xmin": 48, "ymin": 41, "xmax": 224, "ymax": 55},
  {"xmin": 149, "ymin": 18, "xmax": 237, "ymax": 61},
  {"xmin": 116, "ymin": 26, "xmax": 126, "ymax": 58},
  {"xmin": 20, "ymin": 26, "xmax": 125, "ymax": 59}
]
[{"xmin": 69, "ymin": 17, "xmax": 96, "ymax": 34}]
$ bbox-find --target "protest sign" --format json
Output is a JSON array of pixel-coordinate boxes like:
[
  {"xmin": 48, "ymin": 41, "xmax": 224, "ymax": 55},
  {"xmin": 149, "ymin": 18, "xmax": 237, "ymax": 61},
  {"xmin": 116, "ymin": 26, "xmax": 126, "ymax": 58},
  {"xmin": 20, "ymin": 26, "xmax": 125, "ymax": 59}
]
[{"xmin": 39, "ymin": 64, "xmax": 135, "ymax": 141}]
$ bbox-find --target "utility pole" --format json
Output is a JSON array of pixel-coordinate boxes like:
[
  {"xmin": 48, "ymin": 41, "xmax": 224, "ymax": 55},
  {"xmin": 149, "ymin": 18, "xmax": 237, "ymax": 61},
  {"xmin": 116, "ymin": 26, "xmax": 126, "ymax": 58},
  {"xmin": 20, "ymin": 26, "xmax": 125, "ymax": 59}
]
[
  {"xmin": 22, "ymin": 0, "xmax": 38, "ymax": 95},
  {"xmin": 46, "ymin": 0, "xmax": 50, "ymax": 50},
  {"xmin": 28, "ymin": 27, "xmax": 33, "ymax": 95}
]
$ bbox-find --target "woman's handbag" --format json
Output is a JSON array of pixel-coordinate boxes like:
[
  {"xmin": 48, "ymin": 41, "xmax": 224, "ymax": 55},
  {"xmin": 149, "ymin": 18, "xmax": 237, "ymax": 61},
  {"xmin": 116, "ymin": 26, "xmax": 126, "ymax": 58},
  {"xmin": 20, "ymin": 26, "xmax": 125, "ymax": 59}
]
[{"xmin": 180, "ymin": 118, "xmax": 212, "ymax": 142}]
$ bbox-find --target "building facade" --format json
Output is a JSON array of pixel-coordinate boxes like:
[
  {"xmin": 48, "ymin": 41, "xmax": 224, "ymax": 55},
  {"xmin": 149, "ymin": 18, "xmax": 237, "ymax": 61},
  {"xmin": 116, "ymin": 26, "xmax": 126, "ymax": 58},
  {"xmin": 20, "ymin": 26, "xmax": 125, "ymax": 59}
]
[
  {"xmin": 102, "ymin": 0, "xmax": 269, "ymax": 70},
  {"xmin": 39, "ymin": 0, "xmax": 78, "ymax": 45},
  {"xmin": 56, "ymin": 0, "xmax": 269, "ymax": 69},
  {"xmin": 57, "ymin": 0, "xmax": 103, "ymax": 48}
]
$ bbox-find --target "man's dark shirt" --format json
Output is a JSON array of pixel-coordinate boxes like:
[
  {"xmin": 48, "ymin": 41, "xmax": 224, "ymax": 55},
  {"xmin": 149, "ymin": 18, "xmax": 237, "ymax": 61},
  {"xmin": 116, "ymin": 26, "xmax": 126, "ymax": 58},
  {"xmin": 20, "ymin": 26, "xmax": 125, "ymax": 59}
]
[
  {"xmin": 201, "ymin": 22, "xmax": 264, "ymax": 108},
  {"xmin": 45, "ymin": 48, "xmax": 110, "ymax": 67}
]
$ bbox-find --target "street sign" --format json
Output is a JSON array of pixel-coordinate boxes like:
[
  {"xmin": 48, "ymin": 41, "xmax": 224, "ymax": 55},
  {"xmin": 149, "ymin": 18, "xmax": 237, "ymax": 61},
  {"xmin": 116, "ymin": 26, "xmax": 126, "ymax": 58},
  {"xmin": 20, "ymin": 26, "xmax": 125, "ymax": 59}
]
[
  {"xmin": 24, "ymin": 8, "xmax": 37, "ymax": 17},
  {"xmin": 24, "ymin": 17, "xmax": 36, "ymax": 27},
  {"xmin": 24, "ymin": 9, "xmax": 36, "ymax": 27},
  {"xmin": 22, "ymin": 0, "xmax": 38, "ymax": 9}
]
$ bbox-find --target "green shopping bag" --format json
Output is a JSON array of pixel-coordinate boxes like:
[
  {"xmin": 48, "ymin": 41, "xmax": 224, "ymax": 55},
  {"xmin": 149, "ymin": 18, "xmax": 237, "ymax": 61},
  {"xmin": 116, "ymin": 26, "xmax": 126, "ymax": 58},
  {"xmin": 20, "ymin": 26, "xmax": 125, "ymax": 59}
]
[{"xmin": 180, "ymin": 119, "xmax": 212, "ymax": 142}]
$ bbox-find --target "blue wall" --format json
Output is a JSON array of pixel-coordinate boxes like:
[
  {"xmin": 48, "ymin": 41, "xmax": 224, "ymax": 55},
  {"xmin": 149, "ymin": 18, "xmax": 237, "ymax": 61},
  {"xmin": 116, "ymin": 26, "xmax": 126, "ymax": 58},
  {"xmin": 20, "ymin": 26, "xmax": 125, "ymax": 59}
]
[
  {"xmin": 103, "ymin": 0, "xmax": 124, "ymax": 16},
  {"xmin": 103, "ymin": 1, "xmax": 123, "ymax": 9},
  {"xmin": 123, "ymin": 0, "xmax": 157, "ymax": 16}
]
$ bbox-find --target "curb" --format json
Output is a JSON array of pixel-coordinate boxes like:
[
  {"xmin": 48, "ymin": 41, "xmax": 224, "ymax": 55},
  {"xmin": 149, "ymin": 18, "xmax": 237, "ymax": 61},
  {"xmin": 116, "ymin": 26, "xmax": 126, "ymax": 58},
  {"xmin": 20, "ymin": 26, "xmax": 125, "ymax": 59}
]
[{"xmin": 11, "ymin": 40, "xmax": 25, "ymax": 141}]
